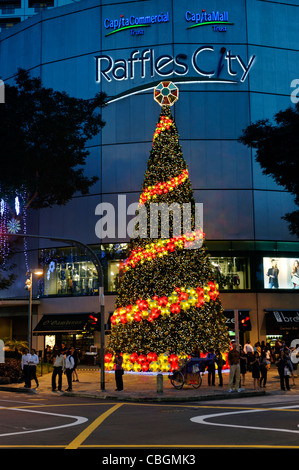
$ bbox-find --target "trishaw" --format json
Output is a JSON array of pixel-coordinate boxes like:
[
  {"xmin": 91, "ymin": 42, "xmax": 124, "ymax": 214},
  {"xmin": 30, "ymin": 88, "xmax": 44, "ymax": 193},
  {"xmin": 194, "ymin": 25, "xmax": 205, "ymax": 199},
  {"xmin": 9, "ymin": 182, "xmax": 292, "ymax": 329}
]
[{"xmin": 168, "ymin": 357, "xmax": 209, "ymax": 389}]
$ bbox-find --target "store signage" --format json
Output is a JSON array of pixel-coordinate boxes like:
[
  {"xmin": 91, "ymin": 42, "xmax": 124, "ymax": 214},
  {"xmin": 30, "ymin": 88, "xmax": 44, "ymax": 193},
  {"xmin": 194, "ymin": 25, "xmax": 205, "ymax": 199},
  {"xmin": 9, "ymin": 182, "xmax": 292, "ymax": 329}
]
[
  {"xmin": 104, "ymin": 11, "xmax": 169, "ymax": 36},
  {"xmin": 185, "ymin": 9, "xmax": 233, "ymax": 32},
  {"xmin": 95, "ymin": 46, "xmax": 255, "ymax": 84},
  {"xmin": 273, "ymin": 311, "xmax": 299, "ymax": 324}
]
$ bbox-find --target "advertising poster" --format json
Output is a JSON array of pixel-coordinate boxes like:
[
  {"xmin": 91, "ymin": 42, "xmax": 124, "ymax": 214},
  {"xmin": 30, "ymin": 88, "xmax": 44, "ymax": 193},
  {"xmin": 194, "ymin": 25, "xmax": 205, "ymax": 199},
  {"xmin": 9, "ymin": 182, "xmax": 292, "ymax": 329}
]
[{"xmin": 263, "ymin": 258, "xmax": 299, "ymax": 289}]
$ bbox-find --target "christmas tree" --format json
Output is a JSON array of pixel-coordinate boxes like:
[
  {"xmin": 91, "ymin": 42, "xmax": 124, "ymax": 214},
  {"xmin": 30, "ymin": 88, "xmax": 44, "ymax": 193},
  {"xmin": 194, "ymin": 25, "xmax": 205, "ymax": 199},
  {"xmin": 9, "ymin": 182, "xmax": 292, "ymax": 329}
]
[{"xmin": 106, "ymin": 82, "xmax": 230, "ymax": 373}]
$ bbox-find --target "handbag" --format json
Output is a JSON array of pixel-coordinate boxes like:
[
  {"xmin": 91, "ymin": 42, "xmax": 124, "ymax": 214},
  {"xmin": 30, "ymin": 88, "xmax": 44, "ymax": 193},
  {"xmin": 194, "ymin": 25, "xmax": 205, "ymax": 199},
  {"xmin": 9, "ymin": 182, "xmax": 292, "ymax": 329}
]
[{"xmin": 284, "ymin": 366, "xmax": 290, "ymax": 376}]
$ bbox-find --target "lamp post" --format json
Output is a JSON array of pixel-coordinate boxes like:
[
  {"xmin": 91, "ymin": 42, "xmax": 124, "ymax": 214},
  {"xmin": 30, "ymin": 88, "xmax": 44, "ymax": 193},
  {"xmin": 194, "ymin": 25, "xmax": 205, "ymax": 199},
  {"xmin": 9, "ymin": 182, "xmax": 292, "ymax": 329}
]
[
  {"xmin": 25, "ymin": 269, "xmax": 43, "ymax": 352},
  {"xmin": 7, "ymin": 232, "xmax": 106, "ymax": 391}
]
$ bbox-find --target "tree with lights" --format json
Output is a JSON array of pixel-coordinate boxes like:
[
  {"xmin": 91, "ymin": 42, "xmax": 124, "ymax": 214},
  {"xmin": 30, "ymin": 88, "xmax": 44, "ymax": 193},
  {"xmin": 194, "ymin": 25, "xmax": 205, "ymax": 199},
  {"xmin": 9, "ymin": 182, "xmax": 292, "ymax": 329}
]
[
  {"xmin": 107, "ymin": 82, "xmax": 230, "ymax": 373},
  {"xmin": 0, "ymin": 69, "xmax": 106, "ymax": 284}
]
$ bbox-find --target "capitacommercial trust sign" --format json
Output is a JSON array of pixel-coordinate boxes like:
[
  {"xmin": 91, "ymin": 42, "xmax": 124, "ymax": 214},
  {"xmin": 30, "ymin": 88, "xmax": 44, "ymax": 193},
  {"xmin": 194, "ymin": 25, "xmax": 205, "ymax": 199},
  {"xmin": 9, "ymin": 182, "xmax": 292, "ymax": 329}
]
[{"xmin": 95, "ymin": 5, "xmax": 257, "ymax": 103}]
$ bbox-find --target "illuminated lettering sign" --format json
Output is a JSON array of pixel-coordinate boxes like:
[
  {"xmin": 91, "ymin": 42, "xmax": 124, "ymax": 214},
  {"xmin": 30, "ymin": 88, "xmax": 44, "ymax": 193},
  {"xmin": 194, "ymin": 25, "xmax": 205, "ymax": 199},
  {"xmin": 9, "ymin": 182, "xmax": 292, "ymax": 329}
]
[
  {"xmin": 95, "ymin": 46, "xmax": 255, "ymax": 84},
  {"xmin": 185, "ymin": 9, "xmax": 233, "ymax": 32},
  {"xmin": 104, "ymin": 12, "xmax": 169, "ymax": 36}
]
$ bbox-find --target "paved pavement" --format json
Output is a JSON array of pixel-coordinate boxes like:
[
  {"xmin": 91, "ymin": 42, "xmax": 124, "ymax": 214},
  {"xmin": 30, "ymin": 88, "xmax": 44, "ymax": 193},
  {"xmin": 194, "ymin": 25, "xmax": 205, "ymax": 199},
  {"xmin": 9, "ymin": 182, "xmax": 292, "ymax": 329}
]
[{"xmin": 1, "ymin": 365, "xmax": 298, "ymax": 402}]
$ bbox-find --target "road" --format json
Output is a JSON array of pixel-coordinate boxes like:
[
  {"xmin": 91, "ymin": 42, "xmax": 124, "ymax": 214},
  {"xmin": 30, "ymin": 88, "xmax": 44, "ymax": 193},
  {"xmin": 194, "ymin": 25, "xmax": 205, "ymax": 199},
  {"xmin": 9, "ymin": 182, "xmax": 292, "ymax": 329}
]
[{"xmin": 1, "ymin": 391, "xmax": 299, "ymax": 456}]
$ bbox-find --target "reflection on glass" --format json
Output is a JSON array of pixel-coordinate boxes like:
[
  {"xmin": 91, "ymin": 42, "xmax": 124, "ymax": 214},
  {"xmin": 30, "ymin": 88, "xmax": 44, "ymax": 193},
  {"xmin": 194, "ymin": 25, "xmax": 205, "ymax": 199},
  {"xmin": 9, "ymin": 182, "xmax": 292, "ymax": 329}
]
[{"xmin": 211, "ymin": 257, "xmax": 250, "ymax": 290}]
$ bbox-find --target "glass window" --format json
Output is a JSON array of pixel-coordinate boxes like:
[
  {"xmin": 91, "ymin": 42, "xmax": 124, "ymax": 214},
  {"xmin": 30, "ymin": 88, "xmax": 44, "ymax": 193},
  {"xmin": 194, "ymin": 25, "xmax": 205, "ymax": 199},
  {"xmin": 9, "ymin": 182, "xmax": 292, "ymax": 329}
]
[
  {"xmin": 39, "ymin": 243, "xmax": 128, "ymax": 297},
  {"xmin": 42, "ymin": 259, "xmax": 98, "ymax": 296},
  {"xmin": 210, "ymin": 257, "xmax": 251, "ymax": 290},
  {"xmin": 107, "ymin": 260, "xmax": 125, "ymax": 292}
]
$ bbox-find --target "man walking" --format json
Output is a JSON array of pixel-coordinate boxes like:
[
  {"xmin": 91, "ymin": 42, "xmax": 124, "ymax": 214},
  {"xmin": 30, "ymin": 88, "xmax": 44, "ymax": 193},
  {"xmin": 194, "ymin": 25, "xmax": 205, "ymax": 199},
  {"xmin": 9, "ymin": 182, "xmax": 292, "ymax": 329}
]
[{"xmin": 228, "ymin": 340, "xmax": 242, "ymax": 392}]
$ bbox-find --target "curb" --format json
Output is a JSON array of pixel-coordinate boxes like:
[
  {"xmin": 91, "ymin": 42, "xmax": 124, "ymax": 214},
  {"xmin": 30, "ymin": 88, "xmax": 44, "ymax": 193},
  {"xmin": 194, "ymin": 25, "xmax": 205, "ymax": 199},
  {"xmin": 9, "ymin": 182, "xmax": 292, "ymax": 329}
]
[
  {"xmin": 0, "ymin": 385, "xmax": 267, "ymax": 401},
  {"xmin": 0, "ymin": 385, "xmax": 37, "ymax": 394},
  {"xmin": 59, "ymin": 389, "xmax": 267, "ymax": 402}
]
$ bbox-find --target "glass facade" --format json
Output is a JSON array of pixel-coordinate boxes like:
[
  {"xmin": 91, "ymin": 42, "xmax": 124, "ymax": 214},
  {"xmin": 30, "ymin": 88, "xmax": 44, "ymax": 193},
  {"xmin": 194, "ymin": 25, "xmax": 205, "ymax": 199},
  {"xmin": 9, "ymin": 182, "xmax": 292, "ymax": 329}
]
[
  {"xmin": 39, "ymin": 243, "xmax": 128, "ymax": 296},
  {"xmin": 38, "ymin": 240, "xmax": 299, "ymax": 296}
]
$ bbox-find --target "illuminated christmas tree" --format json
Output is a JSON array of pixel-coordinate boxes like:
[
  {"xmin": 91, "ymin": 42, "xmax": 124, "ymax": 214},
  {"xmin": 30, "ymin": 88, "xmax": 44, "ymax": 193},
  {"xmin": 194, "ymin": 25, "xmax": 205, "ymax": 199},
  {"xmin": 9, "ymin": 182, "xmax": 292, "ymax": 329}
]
[{"xmin": 107, "ymin": 82, "xmax": 230, "ymax": 372}]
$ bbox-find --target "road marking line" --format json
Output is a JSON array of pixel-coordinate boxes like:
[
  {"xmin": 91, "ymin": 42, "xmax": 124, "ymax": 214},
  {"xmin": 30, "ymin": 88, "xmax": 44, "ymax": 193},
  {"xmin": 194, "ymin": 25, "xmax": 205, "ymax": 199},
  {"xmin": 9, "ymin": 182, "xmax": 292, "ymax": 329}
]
[
  {"xmin": 191, "ymin": 404, "xmax": 299, "ymax": 434},
  {"xmin": 0, "ymin": 407, "xmax": 88, "ymax": 438},
  {"xmin": 65, "ymin": 403, "xmax": 123, "ymax": 449}
]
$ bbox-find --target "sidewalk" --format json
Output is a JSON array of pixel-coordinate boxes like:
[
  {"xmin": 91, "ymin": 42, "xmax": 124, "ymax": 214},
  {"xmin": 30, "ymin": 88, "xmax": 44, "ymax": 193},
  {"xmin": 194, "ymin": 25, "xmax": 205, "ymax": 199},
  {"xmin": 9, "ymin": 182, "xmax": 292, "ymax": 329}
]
[{"xmin": 1, "ymin": 365, "xmax": 298, "ymax": 402}]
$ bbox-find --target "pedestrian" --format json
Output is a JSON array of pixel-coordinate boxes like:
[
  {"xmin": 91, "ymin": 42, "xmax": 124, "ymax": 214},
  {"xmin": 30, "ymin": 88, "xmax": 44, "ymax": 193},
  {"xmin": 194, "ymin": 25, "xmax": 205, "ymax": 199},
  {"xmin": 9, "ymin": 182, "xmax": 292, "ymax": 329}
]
[
  {"xmin": 275, "ymin": 350, "xmax": 291, "ymax": 391},
  {"xmin": 240, "ymin": 349, "xmax": 247, "ymax": 386},
  {"xmin": 251, "ymin": 351, "xmax": 260, "ymax": 390},
  {"xmin": 29, "ymin": 349, "xmax": 39, "ymax": 388},
  {"xmin": 274, "ymin": 339, "xmax": 282, "ymax": 361},
  {"xmin": 45, "ymin": 345, "xmax": 52, "ymax": 363},
  {"xmin": 254, "ymin": 342, "xmax": 261, "ymax": 356},
  {"xmin": 114, "ymin": 350, "xmax": 124, "ymax": 391},
  {"xmin": 51, "ymin": 349, "xmax": 65, "ymax": 391},
  {"xmin": 227, "ymin": 341, "xmax": 242, "ymax": 393},
  {"xmin": 21, "ymin": 348, "xmax": 31, "ymax": 388},
  {"xmin": 259, "ymin": 351, "xmax": 268, "ymax": 388},
  {"xmin": 65, "ymin": 348, "xmax": 75, "ymax": 391},
  {"xmin": 215, "ymin": 349, "xmax": 224, "ymax": 387},
  {"xmin": 207, "ymin": 348, "xmax": 216, "ymax": 386},
  {"xmin": 71, "ymin": 346, "xmax": 79, "ymax": 383},
  {"xmin": 285, "ymin": 349, "xmax": 295, "ymax": 387},
  {"xmin": 243, "ymin": 340, "xmax": 254, "ymax": 355}
]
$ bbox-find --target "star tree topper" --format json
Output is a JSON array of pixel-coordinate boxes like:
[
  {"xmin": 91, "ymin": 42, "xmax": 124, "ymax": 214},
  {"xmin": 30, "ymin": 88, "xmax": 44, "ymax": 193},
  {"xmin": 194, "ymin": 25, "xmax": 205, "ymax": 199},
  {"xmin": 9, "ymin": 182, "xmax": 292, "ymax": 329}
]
[{"xmin": 154, "ymin": 81, "xmax": 179, "ymax": 106}]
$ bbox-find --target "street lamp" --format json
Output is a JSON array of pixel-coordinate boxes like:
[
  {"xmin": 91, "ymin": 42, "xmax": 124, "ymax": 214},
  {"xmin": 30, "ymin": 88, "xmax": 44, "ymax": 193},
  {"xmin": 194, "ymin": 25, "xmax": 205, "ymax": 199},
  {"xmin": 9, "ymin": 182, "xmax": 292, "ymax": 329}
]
[
  {"xmin": 25, "ymin": 269, "xmax": 43, "ymax": 351},
  {"xmin": 8, "ymin": 232, "xmax": 106, "ymax": 391}
]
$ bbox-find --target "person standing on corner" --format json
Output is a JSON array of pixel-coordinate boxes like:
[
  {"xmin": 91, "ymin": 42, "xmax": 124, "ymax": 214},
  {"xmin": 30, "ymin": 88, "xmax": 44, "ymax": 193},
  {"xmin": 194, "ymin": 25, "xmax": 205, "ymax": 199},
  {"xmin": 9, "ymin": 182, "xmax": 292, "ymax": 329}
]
[
  {"xmin": 215, "ymin": 349, "xmax": 224, "ymax": 387},
  {"xmin": 71, "ymin": 346, "xmax": 79, "ymax": 383},
  {"xmin": 276, "ymin": 350, "xmax": 291, "ymax": 391},
  {"xmin": 227, "ymin": 340, "xmax": 242, "ymax": 393},
  {"xmin": 65, "ymin": 348, "xmax": 75, "ymax": 392},
  {"xmin": 51, "ymin": 349, "xmax": 65, "ymax": 391},
  {"xmin": 207, "ymin": 348, "xmax": 216, "ymax": 386},
  {"xmin": 114, "ymin": 350, "xmax": 124, "ymax": 391},
  {"xmin": 29, "ymin": 349, "xmax": 39, "ymax": 388},
  {"xmin": 21, "ymin": 348, "xmax": 31, "ymax": 388}
]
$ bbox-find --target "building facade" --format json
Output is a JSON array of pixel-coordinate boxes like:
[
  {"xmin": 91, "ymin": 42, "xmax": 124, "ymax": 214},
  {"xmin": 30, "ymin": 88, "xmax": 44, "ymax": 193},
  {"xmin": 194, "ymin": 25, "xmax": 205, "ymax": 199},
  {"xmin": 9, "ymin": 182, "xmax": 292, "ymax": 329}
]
[{"xmin": 0, "ymin": 0, "xmax": 299, "ymax": 358}]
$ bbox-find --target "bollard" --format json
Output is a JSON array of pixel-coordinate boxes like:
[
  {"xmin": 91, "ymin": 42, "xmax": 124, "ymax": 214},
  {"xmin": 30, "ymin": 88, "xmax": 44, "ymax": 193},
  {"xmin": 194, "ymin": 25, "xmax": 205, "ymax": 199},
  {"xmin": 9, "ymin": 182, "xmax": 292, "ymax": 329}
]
[{"xmin": 157, "ymin": 373, "xmax": 163, "ymax": 393}]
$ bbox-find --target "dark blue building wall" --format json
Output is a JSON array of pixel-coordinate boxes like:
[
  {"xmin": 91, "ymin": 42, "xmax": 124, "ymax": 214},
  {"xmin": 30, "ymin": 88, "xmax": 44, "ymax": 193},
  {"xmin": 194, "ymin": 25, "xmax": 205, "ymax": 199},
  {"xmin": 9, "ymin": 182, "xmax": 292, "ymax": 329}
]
[{"xmin": 0, "ymin": 0, "xmax": 298, "ymax": 250}]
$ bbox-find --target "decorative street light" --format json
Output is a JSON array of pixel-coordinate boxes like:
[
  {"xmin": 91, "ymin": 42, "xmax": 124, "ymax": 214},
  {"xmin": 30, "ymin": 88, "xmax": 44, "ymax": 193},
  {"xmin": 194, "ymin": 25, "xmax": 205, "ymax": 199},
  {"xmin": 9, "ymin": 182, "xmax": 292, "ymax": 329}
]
[{"xmin": 25, "ymin": 269, "xmax": 43, "ymax": 352}]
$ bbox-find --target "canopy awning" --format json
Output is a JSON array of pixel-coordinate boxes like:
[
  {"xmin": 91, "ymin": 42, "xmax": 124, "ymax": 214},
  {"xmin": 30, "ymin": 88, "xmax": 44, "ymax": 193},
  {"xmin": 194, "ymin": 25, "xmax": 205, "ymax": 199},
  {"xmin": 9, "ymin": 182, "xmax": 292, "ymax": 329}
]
[
  {"xmin": 33, "ymin": 313, "xmax": 93, "ymax": 335},
  {"xmin": 265, "ymin": 310, "xmax": 299, "ymax": 333}
]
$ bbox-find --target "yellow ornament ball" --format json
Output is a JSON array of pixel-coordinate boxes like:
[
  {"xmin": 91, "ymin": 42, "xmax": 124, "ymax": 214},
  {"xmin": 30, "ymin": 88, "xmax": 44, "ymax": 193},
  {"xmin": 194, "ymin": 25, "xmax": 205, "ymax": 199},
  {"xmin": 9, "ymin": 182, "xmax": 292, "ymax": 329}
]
[
  {"xmin": 149, "ymin": 361, "xmax": 160, "ymax": 372},
  {"xmin": 133, "ymin": 363, "xmax": 142, "ymax": 372},
  {"xmin": 160, "ymin": 307, "xmax": 170, "ymax": 317}
]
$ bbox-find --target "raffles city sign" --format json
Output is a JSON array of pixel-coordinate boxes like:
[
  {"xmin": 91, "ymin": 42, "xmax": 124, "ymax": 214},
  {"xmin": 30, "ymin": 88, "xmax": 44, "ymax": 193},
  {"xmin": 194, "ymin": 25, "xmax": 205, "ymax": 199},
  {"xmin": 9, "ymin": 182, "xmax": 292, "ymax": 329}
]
[{"xmin": 95, "ymin": 46, "xmax": 256, "ymax": 85}]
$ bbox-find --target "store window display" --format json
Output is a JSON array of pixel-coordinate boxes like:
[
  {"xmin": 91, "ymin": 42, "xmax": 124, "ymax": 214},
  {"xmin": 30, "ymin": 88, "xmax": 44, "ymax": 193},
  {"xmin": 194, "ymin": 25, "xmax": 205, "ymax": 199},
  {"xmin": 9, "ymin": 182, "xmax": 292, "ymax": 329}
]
[{"xmin": 211, "ymin": 257, "xmax": 250, "ymax": 290}]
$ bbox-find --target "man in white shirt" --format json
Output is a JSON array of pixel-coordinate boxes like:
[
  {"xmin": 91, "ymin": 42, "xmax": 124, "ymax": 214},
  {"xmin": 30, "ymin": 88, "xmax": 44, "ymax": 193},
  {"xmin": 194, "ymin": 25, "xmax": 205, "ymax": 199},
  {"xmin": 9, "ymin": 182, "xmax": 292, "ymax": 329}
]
[
  {"xmin": 29, "ymin": 349, "xmax": 39, "ymax": 388},
  {"xmin": 65, "ymin": 349, "xmax": 75, "ymax": 391},
  {"xmin": 21, "ymin": 348, "xmax": 31, "ymax": 388},
  {"xmin": 243, "ymin": 340, "xmax": 254, "ymax": 355},
  {"xmin": 51, "ymin": 349, "xmax": 65, "ymax": 391}
]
